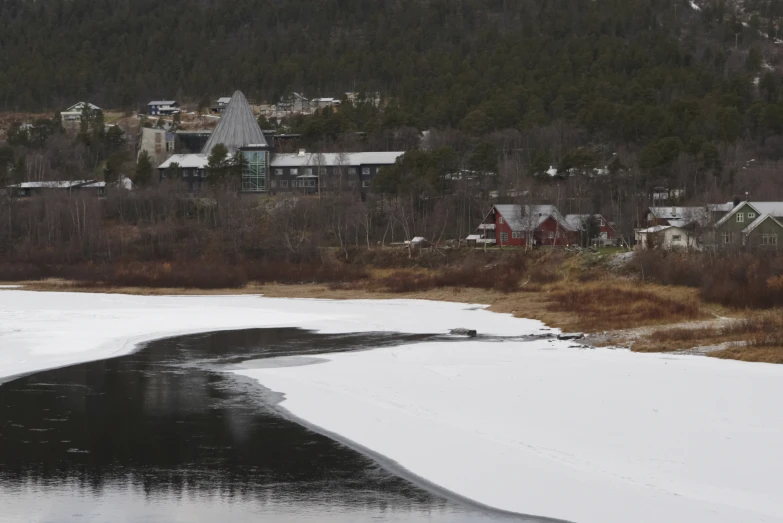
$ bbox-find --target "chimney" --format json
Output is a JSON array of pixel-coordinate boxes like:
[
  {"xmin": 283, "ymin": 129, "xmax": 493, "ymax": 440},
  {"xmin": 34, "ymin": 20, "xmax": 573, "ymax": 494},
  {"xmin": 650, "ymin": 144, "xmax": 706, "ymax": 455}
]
[{"xmin": 671, "ymin": 205, "xmax": 676, "ymax": 217}]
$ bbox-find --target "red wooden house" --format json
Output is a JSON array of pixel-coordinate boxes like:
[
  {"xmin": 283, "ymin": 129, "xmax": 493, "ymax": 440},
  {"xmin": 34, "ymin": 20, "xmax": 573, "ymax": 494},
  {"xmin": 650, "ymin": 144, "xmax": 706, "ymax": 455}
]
[
  {"xmin": 564, "ymin": 214, "xmax": 616, "ymax": 245},
  {"xmin": 474, "ymin": 204, "xmax": 580, "ymax": 247}
]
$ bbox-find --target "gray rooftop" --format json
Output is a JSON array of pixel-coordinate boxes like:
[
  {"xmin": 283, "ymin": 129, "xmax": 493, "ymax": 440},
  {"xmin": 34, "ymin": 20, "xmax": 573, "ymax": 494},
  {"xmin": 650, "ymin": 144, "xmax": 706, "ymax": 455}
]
[
  {"xmin": 270, "ymin": 151, "xmax": 404, "ymax": 168},
  {"xmin": 201, "ymin": 90, "xmax": 268, "ymax": 156},
  {"xmin": 493, "ymin": 204, "xmax": 577, "ymax": 232}
]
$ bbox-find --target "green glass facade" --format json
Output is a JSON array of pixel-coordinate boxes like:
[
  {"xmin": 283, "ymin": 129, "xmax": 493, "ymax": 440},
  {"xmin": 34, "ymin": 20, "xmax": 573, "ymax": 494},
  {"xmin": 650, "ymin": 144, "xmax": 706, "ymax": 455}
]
[{"xmin": 241, "ymin": 149, "xmax": 268, "ymax": 192}]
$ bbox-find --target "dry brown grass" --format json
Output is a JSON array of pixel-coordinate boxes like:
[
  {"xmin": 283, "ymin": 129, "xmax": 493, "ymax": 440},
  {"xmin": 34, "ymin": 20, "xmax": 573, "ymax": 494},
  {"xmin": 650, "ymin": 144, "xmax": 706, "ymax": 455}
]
[
  {"xmin": 631, "ymin": 313, "xmax": 783, "ymax": 363},
  {"xmin": 710, "ymin": 346, "xmax": 783, "ymax": 364},
  {"xmin": 545, "ymin": 283, "xmax": 704, "ymax": 331}
]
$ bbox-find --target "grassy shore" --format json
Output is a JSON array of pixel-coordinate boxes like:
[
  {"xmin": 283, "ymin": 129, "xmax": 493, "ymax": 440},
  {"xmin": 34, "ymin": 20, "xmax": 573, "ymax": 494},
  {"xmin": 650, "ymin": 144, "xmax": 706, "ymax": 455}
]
[{"xmin": 4, "ymin": 249, "xmax": 781, "ymax": 364}]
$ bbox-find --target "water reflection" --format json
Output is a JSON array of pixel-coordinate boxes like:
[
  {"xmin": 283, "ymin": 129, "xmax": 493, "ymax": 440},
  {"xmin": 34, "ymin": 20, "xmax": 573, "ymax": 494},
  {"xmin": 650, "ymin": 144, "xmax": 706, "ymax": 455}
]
[{"xmin": 0, "ymin": 329, "xmax": 543, "ymax": 522}]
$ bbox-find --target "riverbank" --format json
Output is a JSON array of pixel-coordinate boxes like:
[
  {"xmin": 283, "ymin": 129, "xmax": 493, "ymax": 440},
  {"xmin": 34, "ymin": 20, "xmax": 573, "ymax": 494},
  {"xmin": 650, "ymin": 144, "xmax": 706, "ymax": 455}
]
[{"xmin": 7, "ymin": 270, "xmax": 780, "ymax": 363}]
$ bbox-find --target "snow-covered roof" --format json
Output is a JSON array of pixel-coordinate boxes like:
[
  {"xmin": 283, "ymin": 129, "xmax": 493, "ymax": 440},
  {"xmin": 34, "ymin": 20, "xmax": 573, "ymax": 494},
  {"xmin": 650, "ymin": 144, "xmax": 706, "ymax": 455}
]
[
  {"xmin": 158, "ymin": 154, "xmax": 209, "ymax": 169},
  {"xmin": 637, "ymin": 225, "xmax": 673, "ymax": 234},
  {"xmin": 707, "ymin": 202, "xmax": 734, "ymax": 213},
  {"xmin": 8, "ymin": 180, "xmax": 94, "ymax": 189},
  {"xmin": 148, "ymin": 100, "xmax": 178, "ymax": 106},
  {"xmin": 217, "ymin": 97, "xmax": 231, "ymax": 104},
  {"xmin": 81, "ymin": 181, "xmax": 106, "ymax": 188},
  {"xmin": 648, "ymin": 206, "xmax": 705, "ymax": 220},
  {"xmin": 63, "ymin": 102, "xmax": 101, "ymax": 113},
  {"xmin": 748, "ymin": 202, "xmax": 783, "ymax": 217},
  {"xmin": 493, "ymin": 204, "xmax": 577, "ymax": 232},
  {"xmin": 270, "ymin": 151, "xmax": 404, "ymax": 168},
  {"xmin": 313, "ymin": 97, "xmax": 336, "ymax": 102},
  {"xmin": 742, "ymin": 214, "xmax": 783, "ymax": 235}
]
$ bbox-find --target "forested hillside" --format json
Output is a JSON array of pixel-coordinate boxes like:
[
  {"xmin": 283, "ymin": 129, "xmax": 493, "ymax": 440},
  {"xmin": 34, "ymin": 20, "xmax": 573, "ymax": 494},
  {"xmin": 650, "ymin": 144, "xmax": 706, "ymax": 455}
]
[{"xmin": 0, "ymin": 0, "xmax": 781, "ymax": 137}]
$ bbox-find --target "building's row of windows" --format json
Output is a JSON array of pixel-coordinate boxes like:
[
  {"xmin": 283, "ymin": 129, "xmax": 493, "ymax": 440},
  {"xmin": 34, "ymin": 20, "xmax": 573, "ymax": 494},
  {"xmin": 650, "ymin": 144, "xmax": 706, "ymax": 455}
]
[
  {"xmin": 273, "ymin": 166, "xmax": 373, "ymax": 176},
  {"xmin": 499, "ymin": 231, "xmax": 554, "ymax": 242},
  {"xmin": 722, "ymin": 232, "xmax": 778, "ymax": 245},
  {"xmin": 269, "ymin": 179, "xmax": 372, "ymax": 189},
  {"xmin": 736, "ymin": 211, "xmax": 757, "ymax": 223}
]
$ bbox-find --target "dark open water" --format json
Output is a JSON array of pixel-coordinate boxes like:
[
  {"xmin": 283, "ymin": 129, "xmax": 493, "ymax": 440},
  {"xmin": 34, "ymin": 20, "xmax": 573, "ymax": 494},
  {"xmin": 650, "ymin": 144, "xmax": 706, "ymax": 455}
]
[{"xmin": 0, "ymin": 328, "xmax": 551, "ymax": 522}]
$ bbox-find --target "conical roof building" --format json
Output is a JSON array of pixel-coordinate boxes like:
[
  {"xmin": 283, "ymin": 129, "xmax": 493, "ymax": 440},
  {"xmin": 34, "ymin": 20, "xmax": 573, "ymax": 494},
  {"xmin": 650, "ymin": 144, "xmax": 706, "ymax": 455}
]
[{"xmin": 201, "ymin": 90, "xmax": 268, "ymax": 156}]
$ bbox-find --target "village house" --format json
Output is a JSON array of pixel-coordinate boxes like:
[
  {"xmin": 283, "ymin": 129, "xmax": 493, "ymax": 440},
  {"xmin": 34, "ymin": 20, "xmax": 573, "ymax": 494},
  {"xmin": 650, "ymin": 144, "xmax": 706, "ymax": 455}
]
[
  {"xmin": 7, "ymin": 180, "xmax": 96, "ymax": 197},
  {"xmin": 473, "ymin": 204, "xmax": 580, "ymax": 247},
  {"xmin": 61, "ymin": 102, "xmax": 101, "ymax": 121},
  {"xmin": 277, "ymin": 92, "xmax": 310, "ymax": 114},
  {"xmin": 564, "ymin": 214, "xmax": 616, "ymax": 246},
  {"xmin": 635, "ymin": 224, "xmax": 702, "ymax": 250},
  {"xmin": 712, "ymin": 201, "xmax": 783, "ymax": 249},
  {"xmin": 644, "ymin": 206, "xmax": 711, "ymax": 228},
  {"xmin": 147, "ymin": 100, "xmax": 180, "ymax": 116},
  {"xmin": 210, "ymin": 97, "xmax": 232, "ymax": 114},
  {"xmin": 7, "ymin": 177, "xmax": 132, "ymax": 198},
  {"xmin": 311, "ymin": 97, "xmax": 340, "ymax": 110}
]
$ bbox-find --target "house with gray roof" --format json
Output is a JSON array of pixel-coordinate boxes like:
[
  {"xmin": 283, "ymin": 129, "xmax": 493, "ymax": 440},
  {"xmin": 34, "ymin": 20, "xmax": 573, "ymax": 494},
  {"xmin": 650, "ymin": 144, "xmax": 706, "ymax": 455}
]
[
  {"xmin": 475, "ymin": 204, "xmax": 580, "ymax": 247},
  {"xmin": 713, "ymin": 202, "xmax": 783, "ymax": 249}
]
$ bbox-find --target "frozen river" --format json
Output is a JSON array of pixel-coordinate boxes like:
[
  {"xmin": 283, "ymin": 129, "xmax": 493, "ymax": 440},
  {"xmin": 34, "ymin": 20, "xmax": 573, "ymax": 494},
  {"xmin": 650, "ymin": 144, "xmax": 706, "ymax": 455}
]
[
  {"xmin": 0, "ymin": 328, "xmax": 547, "ymax": 523},
  {"xmin": 2, "ymin": 290, "xmax": 782, "ymax": 523}
]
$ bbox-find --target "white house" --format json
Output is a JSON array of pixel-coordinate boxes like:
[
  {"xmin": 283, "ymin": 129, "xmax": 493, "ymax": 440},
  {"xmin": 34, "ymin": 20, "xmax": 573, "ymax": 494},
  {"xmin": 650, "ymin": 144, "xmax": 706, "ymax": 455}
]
[
  {"xmin": 635, "ymin": 225, "xmax": 701, "ymax": 250},
  {"xmin": 61, "ymin": 102, "xmax": 101, "ymax": 121},
  {"xmin": 148, "ymin": 100, "xmax": 180, "ymax": 116}
]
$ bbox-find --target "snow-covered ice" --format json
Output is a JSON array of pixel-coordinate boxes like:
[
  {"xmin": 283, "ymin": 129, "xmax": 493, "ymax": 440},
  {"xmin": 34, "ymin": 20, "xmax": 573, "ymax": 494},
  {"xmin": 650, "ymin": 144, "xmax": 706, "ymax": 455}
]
[
  {"xmin": 237, "ymin": 341, "xmax": 783, "ymax": 523},
  {"xmin": 3, "ymin": 290, "xmax": 782, "ymax": 523},
  {"xmin": 0, "ymin": 290, "xmax": 543, "ymax": 381}
]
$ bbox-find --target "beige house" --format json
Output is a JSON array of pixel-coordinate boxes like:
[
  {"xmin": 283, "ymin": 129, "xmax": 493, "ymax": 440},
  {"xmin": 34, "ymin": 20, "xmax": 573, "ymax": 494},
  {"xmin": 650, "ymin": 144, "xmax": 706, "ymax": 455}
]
[{"xmin": 635, "ymin": 225, "xmax": 701, "ymax": 250}]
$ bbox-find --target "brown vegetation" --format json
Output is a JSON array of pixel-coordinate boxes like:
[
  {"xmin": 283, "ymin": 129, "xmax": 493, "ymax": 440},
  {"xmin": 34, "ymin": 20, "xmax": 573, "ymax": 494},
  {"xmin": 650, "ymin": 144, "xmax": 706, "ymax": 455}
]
[
  {"xmin": 630, "ymin": 250, "xmax": 783, "ymax": 309},
  {"xmin": 546, "ymin": 285, "xmax": 703, "ymax": 331},
  {"xmin": 631, "ymin": 313, "xmax": 783, "ymax": 363}
]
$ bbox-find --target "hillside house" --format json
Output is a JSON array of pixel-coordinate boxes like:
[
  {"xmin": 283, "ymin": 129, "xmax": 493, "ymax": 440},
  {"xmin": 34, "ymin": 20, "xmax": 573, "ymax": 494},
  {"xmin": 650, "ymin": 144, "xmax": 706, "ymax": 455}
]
[
  {"xmin": 6, "ymin": 178, "xmax": 131, "ymax": 197},
  {"xmin": 277, "ymin": 92, "xmax": 310, "ymax": 113},
  {"xmin": 475, "ymin": 204, "xmax": 579, "ymax": 247},
  {"xmin": 61, "ymin": 102, "xmax": 101, "ymax": 121},
  {"xmin": 148, "ymin": 100, "xmax": 180, "ymax": 116},
  {"xmin": 712, "ymin": 202, "xmax": 783, "ymax": 249},
  {"xmin": 210, "ymin": 97, "xmax": 232, "ymax": 113},
  {"xmin": 312, "ymin": 97, "xmax": 340, "ymax": 110}
]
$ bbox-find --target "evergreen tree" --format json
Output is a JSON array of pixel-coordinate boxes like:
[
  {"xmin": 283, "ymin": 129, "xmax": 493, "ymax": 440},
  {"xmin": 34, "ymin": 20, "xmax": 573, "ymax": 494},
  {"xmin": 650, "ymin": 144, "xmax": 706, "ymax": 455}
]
[
  {"xmin": 135, "ymin": 151, "xmax": 154, "ymax": 187},
  {"xmin": 206, "ymin": 143, "xmax": 231, "ymax": 184}
]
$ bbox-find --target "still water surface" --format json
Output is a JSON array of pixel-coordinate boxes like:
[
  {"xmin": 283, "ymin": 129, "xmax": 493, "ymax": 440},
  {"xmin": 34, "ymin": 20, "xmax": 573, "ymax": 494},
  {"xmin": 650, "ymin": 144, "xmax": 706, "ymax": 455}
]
[{"xmin": 0, "ymin": 328, "xmax": 547, "ymax": 522}]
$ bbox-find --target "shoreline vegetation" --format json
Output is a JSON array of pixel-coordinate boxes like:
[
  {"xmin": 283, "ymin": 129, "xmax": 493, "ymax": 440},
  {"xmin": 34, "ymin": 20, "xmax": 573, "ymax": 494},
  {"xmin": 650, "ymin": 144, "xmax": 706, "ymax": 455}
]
[{"xmin": 4, "ymin": 247, "xmax": 782, "ymax": 364}]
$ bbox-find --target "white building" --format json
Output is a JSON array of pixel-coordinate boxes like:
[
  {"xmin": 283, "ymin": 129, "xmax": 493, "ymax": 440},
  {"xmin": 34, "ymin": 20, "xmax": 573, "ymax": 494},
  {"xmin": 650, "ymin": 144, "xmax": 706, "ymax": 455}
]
[
  {"xmin": 635, "ymin": 225, "xmax": 701, "ymax": 250},
  {"xmin": 61, "ymin": 102, "xmax": 101, "ymax": 121}
]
